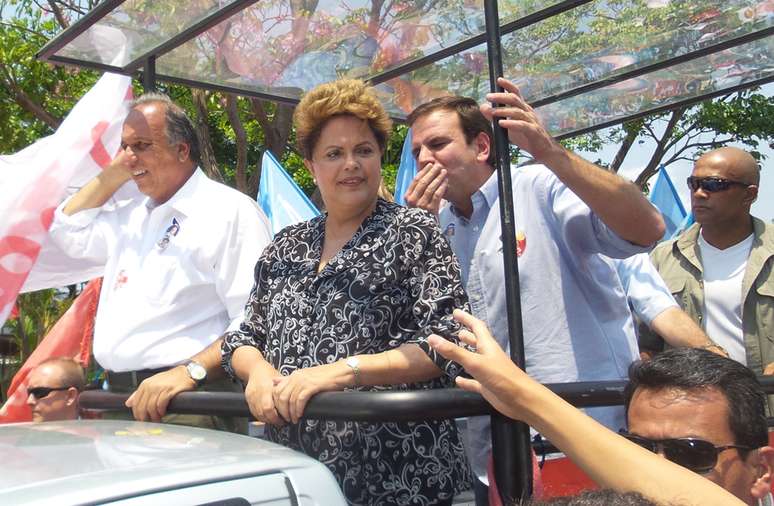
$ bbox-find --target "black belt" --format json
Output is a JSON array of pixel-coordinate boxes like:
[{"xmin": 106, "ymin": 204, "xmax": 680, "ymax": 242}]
[{"xmin": 105, "ymin": 367, "xmax": 170, "ymax": 389}]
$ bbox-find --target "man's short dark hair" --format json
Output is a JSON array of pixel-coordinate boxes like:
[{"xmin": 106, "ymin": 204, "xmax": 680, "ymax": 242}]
[
  {"xmin": 131, "ymin": 93, "xmax": 201, "ymax": 166},
  {"xmin": 624, "ymin": 348, "xmax": 768, "ymax": 451},
  {"xmin": 406, "ymin": 96, "xmax": 496, "ymax": 167},
  {"xmin": 530, "ymin": 489, "xmax": 656, "ymax": 505}
]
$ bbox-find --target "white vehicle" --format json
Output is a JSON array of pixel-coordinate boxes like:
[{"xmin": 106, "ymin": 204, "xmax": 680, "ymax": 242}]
[{"xmin": 0, "ymin": 420, "xmax": 346, "ymax": 506}]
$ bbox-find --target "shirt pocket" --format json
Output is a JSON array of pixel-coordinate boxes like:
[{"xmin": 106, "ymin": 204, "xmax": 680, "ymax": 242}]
[
  {"xmin": 756, "ymin": 281, "xmax": 774, "ymax": 343},
  {"xmin": 140, "ymin": 245, "xmax": 198, "ymax": 305}
]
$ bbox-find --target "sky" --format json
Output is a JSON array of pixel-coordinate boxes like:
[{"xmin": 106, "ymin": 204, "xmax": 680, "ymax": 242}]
[{"xmin": 578, "ymin": 93, "xmax": 774, "ymax": 224}]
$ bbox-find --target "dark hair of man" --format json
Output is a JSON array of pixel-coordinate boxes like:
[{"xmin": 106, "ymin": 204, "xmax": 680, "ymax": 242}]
[
  {"xmin": 131, "ymin": 93, "xmax": 201, "ymax": 166},
  {"xmin": 406, "ymin": 96, "xmax": 496, "ymax": 168},
  {"xmin": 624, "ymin": 348, "xmax": 768, "ymax": 452},
  {"xmin": 37, "ymin": 357, "xmax": 86, "ymax": 391},
  {"xmin": 527, "ymin": 489, "xmax": 656, "ymax": 506}
]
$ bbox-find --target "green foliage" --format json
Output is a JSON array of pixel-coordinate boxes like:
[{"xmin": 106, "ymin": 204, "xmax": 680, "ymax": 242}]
[{"xmin": 1, "ymin": 288, "xmax": 77, "ymax": 402}]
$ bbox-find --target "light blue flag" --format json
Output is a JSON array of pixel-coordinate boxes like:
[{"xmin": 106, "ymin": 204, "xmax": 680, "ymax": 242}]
[
  {"xmin": 670, "ymin": 212, "xmax": 695, "ymax": 239},
  {"xmin": 649, "ymin": 165, "xmax": 687, "ymax": 240},
  {"xmin": 394, "ymin": 128, "xmax": 417, "ymax": 206},
  {"xmin": 257, "ymin": 151, "xmax": 320, "ymax": 236}
]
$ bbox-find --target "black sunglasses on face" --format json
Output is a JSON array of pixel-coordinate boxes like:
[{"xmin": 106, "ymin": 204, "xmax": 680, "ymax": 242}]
[
  {"xmin": 620, "ymin": 431, "xmax": 754, "ymax": 474},
  {"xmin": 27, "ymin": 386, "xmax": 72, "ymax": 399},
  {"xmin": 686, "ymin": 176, "xmax": 752, "ymax": 193}
]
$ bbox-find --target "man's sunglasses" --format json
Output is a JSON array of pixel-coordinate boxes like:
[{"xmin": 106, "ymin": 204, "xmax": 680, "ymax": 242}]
[
  {"xmin": 27, "ymin": 386, "xmax": 72, "ymax": 399},
  {"xmin": 686, "ymin": 176, "xmax": 752, "ymax": 193},
  {"xmin": 620, "ymin": 431, "xmax": 754, "ymax": 474}
]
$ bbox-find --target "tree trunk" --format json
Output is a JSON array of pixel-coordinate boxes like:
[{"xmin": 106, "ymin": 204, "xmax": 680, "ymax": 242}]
[
  {"xmin": 249, "ymin": 99, "xmax": 295, "ymax": 192},
  {"xmin": 634, "ymin": 107, "xmax": 686, "ymax": 189},
  {"xmin": 609, "ymin": 121, "xmax": 641, "ymax": 173},
  {"xmin": 225, "ymin": 94, "xmax": 249, "ymax": 194},
  {"xmin": 191, "ymin": 89, "xmax": 223, "ymax": 182}
]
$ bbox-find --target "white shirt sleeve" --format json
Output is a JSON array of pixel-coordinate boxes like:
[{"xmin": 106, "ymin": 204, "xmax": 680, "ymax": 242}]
[
  {"xmin": 213, "ymin": 199, "xmax": 273, "ymax": 332},
  {"xmin": 48, "ymin": 197, "xmax": 121, "ymax": 264},
  {"xmin": 615, "ymin": 253, "xmax": 677, "ymax": 325}
]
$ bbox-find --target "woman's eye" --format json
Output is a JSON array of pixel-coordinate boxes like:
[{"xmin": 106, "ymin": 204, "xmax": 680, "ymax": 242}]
[
  {"xmin": 357, "ymin": 146, "xmax": 374, "ymax": 156},
  {"xmin": 325, "ymin": 150, "xmax": 340, "ymax": 159}
]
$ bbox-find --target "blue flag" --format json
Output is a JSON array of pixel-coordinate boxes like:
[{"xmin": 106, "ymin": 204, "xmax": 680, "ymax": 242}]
[
  {"xmin": 394, "ymin": 128, "xmax": 417, "ymax": 206},
  {"xmin": 649, "ymin": 165, "xmax": 687, "ymax": 240},
  {"xmin": 257, "ymin": 151, "xmax": 320, "ymax": 236},
  {"xmin": 670, "ymin": 212, "xmax": 695, "ymax": 239}
]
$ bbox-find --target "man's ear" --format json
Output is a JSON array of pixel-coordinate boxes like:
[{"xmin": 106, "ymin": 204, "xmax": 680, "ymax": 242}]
[
  {"xmin": 750, "ymin": 446, "xmax": 774, "ymax": 499},
  {"xmin": 744, "ymin": 184, "xmax": 759, "ymax": 205},
  {"xmin": 65, "ymin": 387, "xmax": 79, "ymax": 407},
  {"xmin": 474, "ymin": 132, "xmax": 491, "ymax": 164},
  {"xmin": 177, "ymin": 142, "xmax": 191, "ymax": 163}
]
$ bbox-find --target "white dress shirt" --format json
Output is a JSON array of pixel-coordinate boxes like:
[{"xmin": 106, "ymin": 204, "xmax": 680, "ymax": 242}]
[{"xmin": 49, "ymin": 169, "xmax": 272, "ymax": 372}]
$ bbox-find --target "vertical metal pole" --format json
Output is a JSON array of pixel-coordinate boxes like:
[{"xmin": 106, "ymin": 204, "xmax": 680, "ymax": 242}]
[
  {"xmin": 483, "ymin": 0, "xmax": 533, "ymax": 502},
  {"xmin": 143, "ymin": 56, "xmax": 157, "ymax": 92}
]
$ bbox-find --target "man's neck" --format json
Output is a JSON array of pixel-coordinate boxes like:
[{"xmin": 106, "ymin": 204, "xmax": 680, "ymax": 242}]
[
  {"xmin": 450, "ymin": 166, "xmax": 495, "ymax": 219},
  {"xmin": 700, "ymin": 216, "xmax": 754, "ymax": 250}
]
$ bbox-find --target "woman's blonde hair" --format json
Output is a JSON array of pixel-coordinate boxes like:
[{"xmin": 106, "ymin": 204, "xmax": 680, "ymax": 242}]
[{"xmin": 294, "ymin": 79, "xmax": 392, "ymax": 159}]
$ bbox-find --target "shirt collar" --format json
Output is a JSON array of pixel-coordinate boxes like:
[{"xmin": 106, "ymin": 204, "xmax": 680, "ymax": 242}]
[
  {"xmin": 451, "ymin": 169, "xmax": 499, "ymax": 218},
  {"xmin": 144, "ymin": 167, "xmax": 204, "ymax": 217}
]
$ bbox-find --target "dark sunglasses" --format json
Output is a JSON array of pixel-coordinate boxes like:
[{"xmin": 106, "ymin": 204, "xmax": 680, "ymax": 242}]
[
  {"xmin": 27, "ymin": 386, "xmax": 72, "ymax": 399},
  {"xmin": 620, "ymin": 431, "xmax": 753, "ymax": 474},
  {"xmin": 686, "ymin": 176, "xmax": 752, "ymax": 192}
]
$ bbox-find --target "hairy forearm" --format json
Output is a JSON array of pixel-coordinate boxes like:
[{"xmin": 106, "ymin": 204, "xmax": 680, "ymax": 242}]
[
  {"xmin": 189, "ymin": 337, "xmax": 226, "ymax": 381},
  {"xmin": 63, "ymin": 168, "xmax": 128, "ymax": 215},
  {"xmin": 649, "ymin": 307, "xmax": 712, "ymax": 349},
  {"xmin": 539, "ymin": 146, "xmax": 665, "ymax": 246}
]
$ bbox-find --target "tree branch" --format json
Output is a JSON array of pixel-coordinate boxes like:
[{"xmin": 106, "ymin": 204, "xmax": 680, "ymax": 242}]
[
  {"xmin": 635, "ymin": 107, "xmax": 686, "ymax": 188},
  {"xmin": 191, "ymin": 89, "xmax": 223, "ymax": 183},
  {"xmin": 225, "ymin": 93, "xmax": 249, "ymax": 194}
]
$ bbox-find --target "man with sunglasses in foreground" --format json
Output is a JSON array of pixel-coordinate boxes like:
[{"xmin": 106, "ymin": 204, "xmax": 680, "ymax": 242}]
[
  {"xmin": 639, "ymin": 147, "xmax": 773, "ymax": 389},
  {"xmin": 625, "ymin": 347, "xmax": 774, "ymax": 505},
  {"xmin": 25, "ymin": 358, "xmax": 85, "ymax": 422}
]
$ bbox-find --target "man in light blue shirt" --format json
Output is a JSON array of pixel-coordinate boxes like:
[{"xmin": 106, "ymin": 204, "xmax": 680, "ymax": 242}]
[{"xmin": 405, "ymin": 79, "xmax": 665, "ymax": 503}]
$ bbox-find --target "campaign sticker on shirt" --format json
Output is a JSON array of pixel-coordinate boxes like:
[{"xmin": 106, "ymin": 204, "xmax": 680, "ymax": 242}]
[
  {"xmin": 516, "ymin": 230, "xmax": 527, "ymax": 257},
  {"xmin": 157, "ymin": 217, "xmax": 181, "ymax": 251},
  {"xmin": 444, "ymin": 223, "xmax": 456, "ymax": 237},
  {"xmin": 113, "ymin": 269, "xmax": 128, "ymax": 291}
]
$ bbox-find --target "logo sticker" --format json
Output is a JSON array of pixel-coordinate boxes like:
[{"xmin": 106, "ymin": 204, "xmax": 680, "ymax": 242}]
[
  {"xmin": 157, "ymin": 217, "xmax": 180, "ymax": 251},
  {"xmin": 516, "ymin": 230, "xmax": 527, "ymax": 257}
]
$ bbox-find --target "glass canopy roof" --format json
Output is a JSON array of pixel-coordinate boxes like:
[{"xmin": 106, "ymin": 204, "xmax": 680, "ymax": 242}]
[{"xmin": 39, "ymin": 0, "xmax": 774, "ymax": 137}]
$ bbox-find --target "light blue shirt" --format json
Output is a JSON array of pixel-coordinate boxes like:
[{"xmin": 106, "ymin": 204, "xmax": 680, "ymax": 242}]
[
  {"xmin": 441, "ymin": 165, "xmax": 648, "ymax": 482},
  {"xmin": 614, "ymin": 253, "xmax": 677, "ymax": 326}
]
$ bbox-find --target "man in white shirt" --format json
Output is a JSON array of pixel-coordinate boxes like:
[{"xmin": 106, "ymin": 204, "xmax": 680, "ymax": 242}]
[
  {"xmin": 639, "ymin": 147, "xmax": 773, "ymax": 401},
  {"xmin": 49, "ymin": 93, "xmax": 272, "ymax": 425}
]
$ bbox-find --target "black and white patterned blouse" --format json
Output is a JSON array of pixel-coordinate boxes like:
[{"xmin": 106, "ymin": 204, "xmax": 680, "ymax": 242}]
[{"xmin": 222, "ymin": 199, "xmax": 472, "ymax": 505}]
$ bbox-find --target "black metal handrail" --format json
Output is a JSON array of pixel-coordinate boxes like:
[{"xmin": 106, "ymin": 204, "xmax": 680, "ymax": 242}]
[{"xmin": 80, "ymin": 375, "xmax": 774, "ymax": 422}]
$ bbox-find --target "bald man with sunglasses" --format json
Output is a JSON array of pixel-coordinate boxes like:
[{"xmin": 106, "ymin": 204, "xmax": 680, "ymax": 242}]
[
  {"xmin": 26, "ymin": 358, "xmax": 85, "ymax": 422},
  {"xmin": 624, "ymin": 348, "xmax": 774, "ymax": 505},
  {"xmin": 639, "ymin": 148, "xmax": 774, "ymax": 396}
]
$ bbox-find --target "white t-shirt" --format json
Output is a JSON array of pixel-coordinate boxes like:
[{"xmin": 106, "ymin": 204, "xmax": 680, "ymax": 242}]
[
  {"xmin": 49, "ymin": 169, "xmax": 272, "ymax": 372},
  {"xmin": 698, "ymin": 231, "xmax": 754, "ymax": 364}
]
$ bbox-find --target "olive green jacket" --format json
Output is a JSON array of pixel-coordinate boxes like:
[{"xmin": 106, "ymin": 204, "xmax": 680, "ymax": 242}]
[{"xmin": 639, "ymin": 218, "xmax": 774, "ymax": 375}]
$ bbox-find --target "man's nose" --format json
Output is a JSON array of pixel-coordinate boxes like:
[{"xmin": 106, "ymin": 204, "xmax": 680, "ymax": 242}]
[
  {"xmin": 416, "ymin": 145, "xmax": 433, "ymax": 166},
  {"xmin": 26, "ymin": 393, "xmax": 36, "ymax": 406}
]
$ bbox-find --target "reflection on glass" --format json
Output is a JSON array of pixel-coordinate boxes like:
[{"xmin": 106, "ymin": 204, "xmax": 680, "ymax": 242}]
[
  {"xmin": 156, "ymin": 0, "xmax": 568, "ymax": 95},
  {"xmin": 57, "ymin": 0, "xmax": 243, "ymax": 67},
  {"xmin": 538, "ymin": 36, "xmax": 774, "ymax": 137}
]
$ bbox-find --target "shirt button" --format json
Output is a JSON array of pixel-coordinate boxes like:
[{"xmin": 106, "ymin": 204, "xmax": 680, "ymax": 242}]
[{"xmin": 473, "ymin": 226, "xmax": 480, "ymax": 232}]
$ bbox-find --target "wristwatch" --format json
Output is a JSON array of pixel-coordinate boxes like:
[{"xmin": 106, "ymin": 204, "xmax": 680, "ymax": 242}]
[
  {"xmin": 185, "ymin": 361, "xmax": 207, "ymax": 388},
  {"xmin": 345, "ymin": 357, "xmax": 361, "ymax": 387}
]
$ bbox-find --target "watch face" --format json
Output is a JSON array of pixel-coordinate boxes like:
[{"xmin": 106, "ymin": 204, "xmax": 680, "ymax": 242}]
[{"xmin": 187, "ymin": 362, "xmax": 206, "ymax": 381}]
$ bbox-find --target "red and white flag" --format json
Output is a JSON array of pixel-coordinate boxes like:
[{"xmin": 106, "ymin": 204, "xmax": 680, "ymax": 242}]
[
  {"xmin": 0, "ymin": 72, "xmax": 134, "ymax": 326},
  {"xmin": 0, "ymin": 277, "xmax": 102, "ymax": 423}
]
